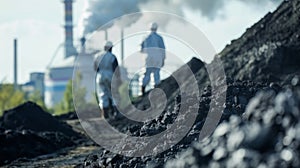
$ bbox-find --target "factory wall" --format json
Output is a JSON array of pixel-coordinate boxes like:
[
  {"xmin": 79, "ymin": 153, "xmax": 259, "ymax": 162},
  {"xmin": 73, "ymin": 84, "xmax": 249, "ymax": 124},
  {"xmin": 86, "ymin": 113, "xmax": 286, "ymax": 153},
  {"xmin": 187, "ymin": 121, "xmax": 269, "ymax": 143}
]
[
  {"xmin": 22, "ymin": 72, "xmax": 45, "ymax": 99},
  {"xmin": 44, "ymin": 66, "xmax": 73, "ymax": 108}
]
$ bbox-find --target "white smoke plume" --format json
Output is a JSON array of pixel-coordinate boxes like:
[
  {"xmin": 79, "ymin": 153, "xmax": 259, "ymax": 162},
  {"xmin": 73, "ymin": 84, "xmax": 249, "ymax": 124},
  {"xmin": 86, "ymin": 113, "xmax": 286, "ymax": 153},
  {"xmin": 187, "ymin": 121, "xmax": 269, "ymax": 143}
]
[
  {"xmin": 79, "ymin": 0, "xmax": 283, "ymax": 36},
  {"xmin": 80, "ymin": 0, "xmax": 141, "ymax": 36}
]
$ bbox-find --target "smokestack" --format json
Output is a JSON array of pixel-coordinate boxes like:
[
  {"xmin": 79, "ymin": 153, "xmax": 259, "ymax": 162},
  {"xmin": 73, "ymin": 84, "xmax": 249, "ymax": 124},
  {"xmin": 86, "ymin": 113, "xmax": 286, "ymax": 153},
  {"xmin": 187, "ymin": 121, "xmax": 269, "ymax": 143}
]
[
  {"xmin": 63, "ymin": 0, "xmax": 77, "ymax": 58},
  {"xmin": 14, "ymin": 39, "xmax": 18, "ymax": 90}
]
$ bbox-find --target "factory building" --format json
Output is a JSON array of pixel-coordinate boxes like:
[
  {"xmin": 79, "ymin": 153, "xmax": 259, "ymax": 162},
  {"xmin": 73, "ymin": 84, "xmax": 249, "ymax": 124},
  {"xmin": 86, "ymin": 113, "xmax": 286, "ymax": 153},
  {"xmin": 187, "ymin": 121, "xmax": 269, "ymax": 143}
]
[
  {"xmin": 44, "ymin": 57, "xmax": 75, "ymax": 107},
  {"xmin": 44, "ymin": 0, "xmax": 94, "ymax": 108},
  {"xmin": 22, "ymin": 72, "xmax": 45, "ymax": 99},
  {"xmin": 44, "ymin": 44, "xmax": 95, "ymax": 107}
]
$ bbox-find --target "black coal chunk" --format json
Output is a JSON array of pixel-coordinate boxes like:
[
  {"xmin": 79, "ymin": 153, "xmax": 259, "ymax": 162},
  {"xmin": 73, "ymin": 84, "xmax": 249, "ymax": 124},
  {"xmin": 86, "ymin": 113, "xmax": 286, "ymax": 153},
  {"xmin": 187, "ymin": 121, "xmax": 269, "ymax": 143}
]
[{"xmin": 166, "ymin": 88, "xmax": 300, "ymax": 168}]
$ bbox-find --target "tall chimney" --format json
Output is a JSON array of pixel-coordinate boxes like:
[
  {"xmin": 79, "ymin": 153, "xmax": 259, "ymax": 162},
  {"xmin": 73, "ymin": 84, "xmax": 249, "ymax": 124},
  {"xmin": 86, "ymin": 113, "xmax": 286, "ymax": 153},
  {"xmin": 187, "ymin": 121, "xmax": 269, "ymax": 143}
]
[
  {"xmin": 14, "ymin": 39, "xmax": 18, "ymax": 90},
  {"xmin": 63, "ymin": 0, "xmax": 77, "ymax": 58}
]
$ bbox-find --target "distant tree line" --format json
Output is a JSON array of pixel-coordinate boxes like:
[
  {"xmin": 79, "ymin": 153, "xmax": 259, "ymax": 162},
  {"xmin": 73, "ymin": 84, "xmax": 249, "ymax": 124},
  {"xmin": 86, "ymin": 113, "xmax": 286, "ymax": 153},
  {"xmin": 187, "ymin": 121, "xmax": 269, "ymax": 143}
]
[
  {"xmin": 0, "ymin": 72, "xmax": 98, "ymax": 116},
  {"xmin": 0, "ymin": 84, "xmax": 46, "ymax": 116},
  {"xmin": 42, "ymin": 72, "xmax": 95, "ymax": 115}
]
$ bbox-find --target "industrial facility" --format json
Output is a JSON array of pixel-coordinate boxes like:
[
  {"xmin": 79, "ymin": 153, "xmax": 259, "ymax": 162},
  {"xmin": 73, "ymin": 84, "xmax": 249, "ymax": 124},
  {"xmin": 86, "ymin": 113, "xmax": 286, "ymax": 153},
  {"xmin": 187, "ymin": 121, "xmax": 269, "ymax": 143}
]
[
  {"xmin": 44, "ymin": 0, "xmax": 94, "ymax": 108},
  {"xmin": 22, "ymin": 72, "xmax": 45, "ymax": 99},
  {"xmin": 18, "ymin": 0, "xmax": 156, "ymax": 108}
]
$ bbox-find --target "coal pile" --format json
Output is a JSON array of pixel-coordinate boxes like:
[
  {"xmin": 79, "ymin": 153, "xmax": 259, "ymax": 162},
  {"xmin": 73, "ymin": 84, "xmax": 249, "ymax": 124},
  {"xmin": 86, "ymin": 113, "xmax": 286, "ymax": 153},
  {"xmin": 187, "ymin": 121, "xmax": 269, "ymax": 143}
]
[
  {"xmin": 0, "ymin": 129, "xmax": 74, "ymax": 165},
  {"xmin": 0, "ymin": 101, "xmax": 78, "ymax": 137},
  {"xmin": 166, "ymin": 87, "xmax": 300, "ymax": 168},
  {"xmin": 0, "ymin": 102, "xmax": 82, "ymax": 165},
  {"xmin": 81, "ymin": 0, "xmax": 300, "ymax": 167},
  {"xmin": 80, "ymin": 80, "xmax": 273, "ymax": 168},
  {"xmin": 219, "ymin": 0, "xmax": 300, "ymax": 84},
  {"xmin": 55, "ymin": 111, "xmax": 78, "ymax": 121}
]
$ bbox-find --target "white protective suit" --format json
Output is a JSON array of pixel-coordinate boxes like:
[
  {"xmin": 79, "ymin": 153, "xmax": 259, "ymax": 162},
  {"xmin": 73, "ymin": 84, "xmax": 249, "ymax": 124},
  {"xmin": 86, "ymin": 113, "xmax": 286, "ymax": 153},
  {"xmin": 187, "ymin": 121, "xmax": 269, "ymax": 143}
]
[
  {"xmin": 94, "ymin": 51, "xmax": 119, "ymax": 109},
  {"xmin": 141, "ymin": 31, "xmax": 166, "ymax": 86}
]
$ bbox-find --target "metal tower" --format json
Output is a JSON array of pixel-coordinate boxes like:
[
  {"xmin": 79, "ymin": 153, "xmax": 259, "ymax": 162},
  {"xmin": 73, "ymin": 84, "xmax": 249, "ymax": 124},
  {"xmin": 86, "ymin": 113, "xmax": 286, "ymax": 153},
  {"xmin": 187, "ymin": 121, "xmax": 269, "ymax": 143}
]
[{"xmin": 63, "ymin": 0, "xmax": 77, "ymax": 58}]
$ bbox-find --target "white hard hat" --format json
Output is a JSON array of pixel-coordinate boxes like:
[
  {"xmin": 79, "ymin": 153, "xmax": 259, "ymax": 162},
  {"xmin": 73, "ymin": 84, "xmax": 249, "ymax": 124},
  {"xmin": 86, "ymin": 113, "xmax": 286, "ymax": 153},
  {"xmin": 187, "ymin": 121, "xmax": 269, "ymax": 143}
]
[
  {"xmin": 104, "ymin": 41, "xmax": 113, "ymax": 48},
  {"xmin": 150, "ymin": 22, "xmax": 158, "ymax": 30}
]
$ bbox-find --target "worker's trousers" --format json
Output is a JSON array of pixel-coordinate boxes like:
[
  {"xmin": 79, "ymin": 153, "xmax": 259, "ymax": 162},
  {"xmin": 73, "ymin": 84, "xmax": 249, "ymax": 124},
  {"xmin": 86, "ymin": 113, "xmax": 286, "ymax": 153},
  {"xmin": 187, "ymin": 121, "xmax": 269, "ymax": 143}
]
[
  {"xmin": 98, "ymin": 78, "xmax": 115, "ymax": 109},
  {"xmin": 142, "ymin": 67, "xmax": 160, "ymax": 87}
]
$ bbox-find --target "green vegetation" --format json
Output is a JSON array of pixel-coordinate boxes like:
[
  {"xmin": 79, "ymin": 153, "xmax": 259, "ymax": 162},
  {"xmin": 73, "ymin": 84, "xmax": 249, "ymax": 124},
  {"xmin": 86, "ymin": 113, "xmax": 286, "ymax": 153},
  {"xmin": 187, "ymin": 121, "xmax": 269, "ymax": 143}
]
[
  {"xmin": 0, "ymin": 81, "xmax": 75, "ymax": 116},
  {"xmin": 0, "ymin": 84, "xmax": 49, "ymax": 116},
  {"xmin": 27, "ymin": 90, "xmax": 47, "ymax": 111},
  {"xmin": 0, "ymin": 71, "xmax": 110, "ymax": 116},
  {"xmin": 54, "ymin": 72, "xmax": 88, "ymax": 115},
  {"xmin": 0, "ymin": 84, "xmax": 25, "ymax": 116}
]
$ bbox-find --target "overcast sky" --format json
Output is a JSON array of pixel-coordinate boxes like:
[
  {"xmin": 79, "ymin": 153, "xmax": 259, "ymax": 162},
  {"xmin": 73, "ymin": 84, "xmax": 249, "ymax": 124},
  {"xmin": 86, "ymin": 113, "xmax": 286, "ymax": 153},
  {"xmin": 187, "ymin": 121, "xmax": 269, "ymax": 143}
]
[{"xmin": 0, "ymin": 0, "xmax": 281, "ymax": 84}]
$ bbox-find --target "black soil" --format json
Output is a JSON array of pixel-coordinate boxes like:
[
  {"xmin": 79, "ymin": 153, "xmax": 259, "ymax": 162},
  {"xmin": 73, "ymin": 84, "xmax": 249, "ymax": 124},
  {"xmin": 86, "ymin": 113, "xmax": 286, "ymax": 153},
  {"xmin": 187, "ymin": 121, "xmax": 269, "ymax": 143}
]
[
  {"xmin": 2, "ymin": 0, "xmax": 300, "ymax": 167},
  {"xmin": 0, "ymin": 102, "xmax": 78, "ymax": 137},
  {"xmin": 54, "ymin": 111, "xmax": 78, "ymax": 121},
  {"xmin": 166, "ymin": 87, "xmax": 300, "ymax": 168},
  {"xmin": 219, "ymin": 0, "xmax": 300, "ymax": 84},
  {"xmin": 0, "ymin": 102, "xmax": 82, "ymax": 165},
  {"xmin": 80, "ymin": 0, "xmax": 300, "ymax": 167}
]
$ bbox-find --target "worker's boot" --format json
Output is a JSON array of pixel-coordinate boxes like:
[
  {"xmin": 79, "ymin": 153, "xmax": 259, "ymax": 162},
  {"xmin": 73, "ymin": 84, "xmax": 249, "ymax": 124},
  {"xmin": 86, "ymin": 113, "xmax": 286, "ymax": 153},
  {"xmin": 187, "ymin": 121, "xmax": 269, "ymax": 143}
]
[{"xmin": 141, "ymin": 86, "xmax": 146, "ymax": 96}]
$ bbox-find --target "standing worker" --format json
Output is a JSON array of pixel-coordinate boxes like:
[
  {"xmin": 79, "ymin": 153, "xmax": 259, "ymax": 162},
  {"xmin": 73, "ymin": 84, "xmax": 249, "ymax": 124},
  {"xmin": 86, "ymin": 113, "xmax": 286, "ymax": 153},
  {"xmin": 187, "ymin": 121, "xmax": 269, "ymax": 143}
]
[
  {"xmin": 141, "ymin": 22, "xmax": 166, "ymax": 95},
  {"xmin": 94, "ymin": 41, "xmax": 120, "ymax": 118}
]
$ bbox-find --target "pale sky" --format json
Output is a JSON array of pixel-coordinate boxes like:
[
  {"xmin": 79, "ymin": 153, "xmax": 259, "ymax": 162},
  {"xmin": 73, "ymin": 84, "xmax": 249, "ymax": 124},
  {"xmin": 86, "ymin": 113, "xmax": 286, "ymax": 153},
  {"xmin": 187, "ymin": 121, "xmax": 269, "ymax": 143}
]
[{"xmin": 0, "ymin": 0, "xmax": 280, "ymax": 84}]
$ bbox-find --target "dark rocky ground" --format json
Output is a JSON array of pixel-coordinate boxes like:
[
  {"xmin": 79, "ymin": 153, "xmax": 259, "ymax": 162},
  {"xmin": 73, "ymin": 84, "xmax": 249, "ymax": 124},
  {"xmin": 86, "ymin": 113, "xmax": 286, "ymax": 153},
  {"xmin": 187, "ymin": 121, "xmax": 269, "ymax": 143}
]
[
  {"xmin": 0, "ymin": 102, "xmax": 85, "ymax": 166},
  {"xmin": 219, "ymin": 0, "xmax": 300, "ymax": 84},
  {"xmin": 166, "ymin": 86, "xmax": 300, "ymax": 168},
  {"xmin": 1, "ymin": 0, "xmax": 300, "ymax": 167},
  {"xmin": 80, "ymin": 0, "xmax": 300, "ymax": 167},
  {"xmin": 79, "ymin": 80, "xmax": 287, "ymax": 168}
]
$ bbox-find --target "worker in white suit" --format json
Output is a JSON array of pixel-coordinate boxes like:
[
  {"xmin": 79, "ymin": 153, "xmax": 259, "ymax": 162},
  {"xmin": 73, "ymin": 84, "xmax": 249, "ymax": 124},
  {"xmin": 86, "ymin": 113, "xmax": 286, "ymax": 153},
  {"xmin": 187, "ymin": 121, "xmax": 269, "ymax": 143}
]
[
  {"xmin": 94, "ymin": 41, "xmax": 120, "ymax": 118},
  {"xmin": 141, "ymin": 22, "xmax": 166, "ymax": 95}
]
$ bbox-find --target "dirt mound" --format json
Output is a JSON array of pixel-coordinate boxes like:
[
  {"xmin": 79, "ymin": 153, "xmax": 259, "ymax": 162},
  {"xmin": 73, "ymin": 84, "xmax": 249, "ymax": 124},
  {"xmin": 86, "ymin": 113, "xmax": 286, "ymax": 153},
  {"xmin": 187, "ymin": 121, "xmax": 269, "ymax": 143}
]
[
  {"xmin": 0, "ymin": 102, "xmax": 82, "ymax": 165},
  {"xmin": 0, "ymin": 101, "xmax": 78, "ymax": 137}
]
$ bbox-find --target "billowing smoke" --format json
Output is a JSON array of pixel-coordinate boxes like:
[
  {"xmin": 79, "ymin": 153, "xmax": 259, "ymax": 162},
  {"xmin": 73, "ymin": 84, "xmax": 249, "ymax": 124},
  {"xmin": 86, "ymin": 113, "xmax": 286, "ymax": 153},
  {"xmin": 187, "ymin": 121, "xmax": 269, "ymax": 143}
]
[
  {"xmin": 138, "ymin": 0, "xmax": 225, "ymax": 20},
  {"xmin": 80, "ymin": 0, "xmax": 141, "ymax": 36},
  {"xmin": 79, "ymin": 0, "xmax": 283, "ymax": 36},
  {"xmin": 173, "ymin": 0, "xmax": 283, "ymax": 19}
]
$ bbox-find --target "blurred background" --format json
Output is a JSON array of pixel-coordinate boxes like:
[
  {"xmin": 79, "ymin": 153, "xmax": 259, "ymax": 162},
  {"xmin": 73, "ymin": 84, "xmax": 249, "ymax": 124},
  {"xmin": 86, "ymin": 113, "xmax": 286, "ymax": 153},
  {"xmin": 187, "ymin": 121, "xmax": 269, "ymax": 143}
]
[{"xmin": 0, "ymin": 0, "xmax": 282, "ymax": 115}]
